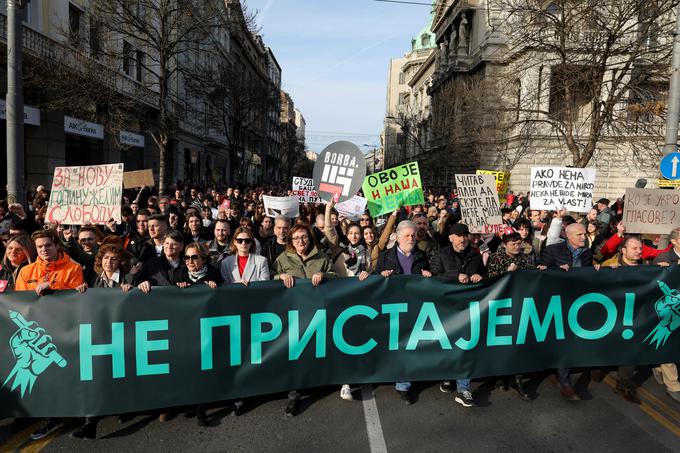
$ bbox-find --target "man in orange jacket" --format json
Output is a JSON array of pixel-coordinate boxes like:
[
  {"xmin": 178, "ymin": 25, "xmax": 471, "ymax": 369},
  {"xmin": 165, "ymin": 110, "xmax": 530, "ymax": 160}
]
[{"xmin": 15, "ymin": 229, "xmax": 84, "ymax": 295}]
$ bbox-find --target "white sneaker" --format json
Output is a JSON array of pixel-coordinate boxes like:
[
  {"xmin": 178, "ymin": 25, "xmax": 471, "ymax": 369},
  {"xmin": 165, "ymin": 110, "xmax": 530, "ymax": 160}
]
[{"xmin": 340, "ymin": 384, "xmax": 353, "ymax": 401}]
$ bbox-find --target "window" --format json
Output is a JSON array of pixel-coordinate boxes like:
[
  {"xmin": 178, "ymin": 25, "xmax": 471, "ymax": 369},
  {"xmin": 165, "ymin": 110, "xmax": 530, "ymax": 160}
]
[
  {"xmin": 123, "ymin": 41, "xmax": 133, "ymax": 76},
  {"xmin": 69, "ymin": 3, "xmax": 82, "ymax": 47},
  {"xmin": 548, "ymin": 65, "xmax": 591, "ymax": 123},
  {"xmin": 399, "ymin": 72, "xmax": 406, "ymax": 84},
  {"xmin": 89, "ymin": 18, "xmax": 101, "ymax": 58},
  {"xmin": 136, "ymin": 50, "xmax": 145, "ymax": 82},
  {"xmin": 398, "ymin": 92, "xmax": 408, "ymax": 105},
  {"xmin": 396, "ymin": 133, "xmax": 405, "ymax": 145},
  {"xmin": 421, "ymin": 33, "xmax": 430, "ymax": 47}
]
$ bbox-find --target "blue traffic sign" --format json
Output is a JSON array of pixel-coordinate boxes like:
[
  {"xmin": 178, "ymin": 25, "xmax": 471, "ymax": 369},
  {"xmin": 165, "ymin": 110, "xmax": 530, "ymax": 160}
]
[{"xmin": 660, "ymin": 152, "xmax": 680, "ymax": 180}]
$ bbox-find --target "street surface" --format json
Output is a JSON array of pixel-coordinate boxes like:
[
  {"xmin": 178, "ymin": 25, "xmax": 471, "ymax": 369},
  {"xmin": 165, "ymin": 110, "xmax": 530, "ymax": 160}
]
[{"xmin": 1, "ymin": 369, "xmax": 679, "ymax": 452}]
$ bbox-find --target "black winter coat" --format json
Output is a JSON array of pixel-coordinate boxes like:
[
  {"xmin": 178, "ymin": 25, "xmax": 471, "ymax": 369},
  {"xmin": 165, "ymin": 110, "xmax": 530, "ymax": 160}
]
[
  {"xmin": 430, "ymin": 245, "xmax": 486, "ymax": 282},
  {"xmin": 138, "ymin": 255, "xmax": 186, "ymax": 287},
  {"xmin": 178, "ymin": 265, "xmax": 224, "ymax": 286},
  {"xmin": 374, "ymin": 247, "xmax": 429, "ymax": 275},
  {"xmin": 538, "ymin": 242, "xmax": 593, "ymax": 268},
  {"xmin": 93, "ymin": 270, "xmax": 137, "ymax": 288}
]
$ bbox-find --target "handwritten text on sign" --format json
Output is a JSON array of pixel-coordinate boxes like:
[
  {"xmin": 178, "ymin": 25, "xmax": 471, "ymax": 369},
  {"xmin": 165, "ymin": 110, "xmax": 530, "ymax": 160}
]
[
  {"xmin": 46, "ymin": 164, "xmax": 124, "ymax": 225},
  {"xmin": 622, "ymin": 188, "xmax": 680, "ymax": 234},
  {"xmin": 455, "ymin": 174, "xmax": 503, "ymax": 230},
  {"xmin": 291, "ymin": 177, "xmax": 321, "ymax": 204},
  {"xmin": 361, "ymin": 161, "xmax": 424, "ymax": 217},
  {"xmin": 529, "ymin": 167, "xmax": 596, "ymax": 213}
]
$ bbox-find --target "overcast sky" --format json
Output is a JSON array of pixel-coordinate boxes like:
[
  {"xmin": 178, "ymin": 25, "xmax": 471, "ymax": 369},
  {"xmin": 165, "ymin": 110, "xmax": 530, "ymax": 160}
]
[{"xmin": 246, "ymin": 0, "xmax": 434, "ymax": 153}]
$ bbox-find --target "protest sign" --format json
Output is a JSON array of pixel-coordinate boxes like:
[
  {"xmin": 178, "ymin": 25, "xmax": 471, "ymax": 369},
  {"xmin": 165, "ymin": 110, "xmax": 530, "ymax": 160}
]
[
  {"xmin": 123, "ymin": 169, "xmax": 154, "ymax": 189},
  {"xmin": 335, "ymin": 196, "xmax": 368, "ymax": 221},
  {"xmin": 476, "ymin": 170, "xmax": 511, "ymax": 197},
  {"xmin": 313, "ymin": 141, "xmax": 366, "ymax": 203},
  {"xmin": 529, "ymin": 167, "xmax": 596, "ymax": 212},
  {"xmin": 1, "ymin": 267, "xmax": 678, "ymax": 417},
  {"xmin": 291, "ymin": 176, "xmax": 322, "ymax": 203},
  {"xmin": 623, "ymin": 188, "xmax": 680, "ymax": 234},
  {"xmin": 362, "ymin": 161, "xmax": 424, "ymax": 217},
  {"xmin": 263, "ymin": 195, "xmax": 299, "ymax": 219},
  {"xmin": 455, "ymin": 174, "xmax": 503, "ymax": 231},
  {"xmin": 46, "ymin": 164, "xmax": 124, "ymax": 225}
]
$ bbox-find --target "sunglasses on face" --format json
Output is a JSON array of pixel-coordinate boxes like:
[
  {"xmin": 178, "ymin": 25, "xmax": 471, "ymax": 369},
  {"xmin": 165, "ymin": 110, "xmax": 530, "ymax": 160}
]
[
  {"xmin": 184, "ymin": 255, "xmax": 201, "ymax": 261},
  {"xmin": 235, "ymin": 238, "xmax": 252, "ymax": 244}
]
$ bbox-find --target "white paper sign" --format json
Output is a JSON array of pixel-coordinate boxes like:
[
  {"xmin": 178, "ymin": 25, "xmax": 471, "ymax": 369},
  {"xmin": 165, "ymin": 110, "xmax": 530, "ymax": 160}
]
[
  {"xmin": 46, "ymin": 163, "xmax": 124, "ymax": 225},
  {"xmin": 335, "ymin": 196, "xmax": 368, "ymax": 221},
  {"xmin": 622, "ymin": 188, "xmax": 680, "ymax": 234},
  {"xmin": 529, "ymin": 167, "xmax": 596, "ymax": 213},
  {"xmin": 263, "ymin": 196, "xmax": 299, "ymax": 219},
  {"xmin": 455, "ymin": 174, "xmax": 503, "ymax": 230},
  {"xmin": 291, "ymin": 176, "xmax": 322, "ymax": 203}
]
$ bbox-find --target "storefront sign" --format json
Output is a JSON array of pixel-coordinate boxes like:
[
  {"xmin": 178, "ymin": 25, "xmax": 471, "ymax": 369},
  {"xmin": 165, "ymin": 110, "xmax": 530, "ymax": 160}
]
[
  {"xmin": 64, "ymin": 116, "xmax": 104, "ymax": 140},
  {"xmin": 120, "ymin": 131, "xmax": 145, "ymax": 148},
  {"xmin": 0, "ymin": 99, "xmax": 41, "ymax": 126}
]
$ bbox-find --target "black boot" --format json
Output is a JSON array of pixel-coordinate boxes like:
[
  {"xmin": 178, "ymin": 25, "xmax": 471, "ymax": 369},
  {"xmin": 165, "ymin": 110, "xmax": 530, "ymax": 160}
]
[
  {"xmin": 495, "ymin": 377, "xmax": 509, "ymax": 391},
  {"xmin": 513, "ymin": 375, "xmax": 531, "ymax": 401},
  {"xmin": 71, "ymin": 417, "xmax": 99, "ymax": 440},
  {"xmin": 285, "ymin": 396, "xmax": 299, "ymax": 417},
  {"xmin": 196, "ymin": 406, "xmax": 208, "ymax": 427}
]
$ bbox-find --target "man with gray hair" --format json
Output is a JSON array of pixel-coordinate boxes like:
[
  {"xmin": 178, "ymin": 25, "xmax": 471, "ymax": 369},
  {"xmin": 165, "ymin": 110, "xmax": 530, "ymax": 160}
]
[
  {"xmin": 538, "ymin": 221, "xmax": 595, "ymax": 401},
  {"xmin": 262, "ymin": 216, "xmax": 290, "ymax": 272},
  {"xmin": 375, "ymin": 220, "xmax": 432, "ymax": 404}
]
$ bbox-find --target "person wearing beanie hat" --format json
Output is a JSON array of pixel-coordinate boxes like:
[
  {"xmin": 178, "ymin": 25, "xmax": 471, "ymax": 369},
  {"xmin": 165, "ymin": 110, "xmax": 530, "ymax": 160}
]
[{"xmin": 430, "ymin": 222, "xmax": 486, "ymax": 408}]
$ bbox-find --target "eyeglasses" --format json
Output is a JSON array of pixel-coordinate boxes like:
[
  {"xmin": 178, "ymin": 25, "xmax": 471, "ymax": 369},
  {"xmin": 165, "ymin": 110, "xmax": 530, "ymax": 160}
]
[
  {"xmin": 292, "ymin": 236, "xmax": 309, "ymax": 242},
  {"xmin": 184, "ymin": 255, "xmax": 201, "ymax": 261},
  {"xmin": 235, "ymin": 238, "xmax": 253, "ymax": 244}
]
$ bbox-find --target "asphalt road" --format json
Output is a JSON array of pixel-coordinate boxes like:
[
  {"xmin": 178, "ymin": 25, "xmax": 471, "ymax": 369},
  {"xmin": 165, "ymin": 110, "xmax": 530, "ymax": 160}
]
[{"xmin": 1, "ymin": 369, "xmax": 679, "ymax": 453}]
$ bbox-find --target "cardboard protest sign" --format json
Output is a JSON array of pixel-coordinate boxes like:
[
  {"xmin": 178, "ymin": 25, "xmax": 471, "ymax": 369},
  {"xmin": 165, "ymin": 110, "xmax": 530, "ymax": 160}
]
[
  {"xmin": 263, "ymin": 196, "xmax": 299, "ymax": 219},
  {"xmin": 313, "ymin": 141, "xmax": 366, "ymax": 203},
  {"xmin": 529, "ymin": 167, "xmax": 596, "ymax": 213},
  {"xmin": 291, "ymin": 176, "xmax": 322, "ymax": 203},
  {"xmin": 476, "ymin": 170, "xmax": 511, "ymax": 197},
  {"xmin": 46, "ymin": 164, "xmax": 124, "ymax": 225},
  {"xmin": 335, "ymin": 196, "xmax": 368, "ymax": 221},
  {"xmin": 123, "ymin": 169, "xmax": 154, "ymax": 189},
  {"xmin": 623, "ymin": 188, "xmax": 680, "ymax": 234},
  {"xmin": 362, "ymin": 161, "xmax": 424, "ymax": 217},
  {"xmin": 455, "ymin": 174, "xmax": 503, "ymax": 233}
]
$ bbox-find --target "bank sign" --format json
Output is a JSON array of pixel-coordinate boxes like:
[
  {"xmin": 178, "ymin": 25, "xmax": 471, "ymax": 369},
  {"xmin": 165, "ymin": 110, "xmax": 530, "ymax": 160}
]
[{"xmin": 64, "ymin": 116, "xmax": 104, "ymax": 140}]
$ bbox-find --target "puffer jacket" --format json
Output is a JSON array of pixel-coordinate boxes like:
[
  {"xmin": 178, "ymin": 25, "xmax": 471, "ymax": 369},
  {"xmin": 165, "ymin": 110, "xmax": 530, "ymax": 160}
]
[
  {"xmin": 273, "ymin": 246, "xmax": 336, "ymax": 280},
  {"xmin": 14, "ymin": 252, "xmax": 84, "ymax": 291}
]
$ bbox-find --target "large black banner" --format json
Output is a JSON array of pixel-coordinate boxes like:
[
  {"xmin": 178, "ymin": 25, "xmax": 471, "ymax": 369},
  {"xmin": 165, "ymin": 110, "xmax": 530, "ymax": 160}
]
[{"xmin": 0, "ymin": 267, "xmax": 679, "ymax": 417}]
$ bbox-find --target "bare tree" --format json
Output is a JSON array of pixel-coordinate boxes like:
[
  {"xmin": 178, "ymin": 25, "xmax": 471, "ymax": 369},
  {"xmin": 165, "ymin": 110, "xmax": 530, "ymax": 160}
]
[
  {"xmin": 82, "ymin": 0, "xmax": 223, "ymax": 194},
  {"xmin": 496, "ymin": 0, "xmax": 677, "ymax": 168}
]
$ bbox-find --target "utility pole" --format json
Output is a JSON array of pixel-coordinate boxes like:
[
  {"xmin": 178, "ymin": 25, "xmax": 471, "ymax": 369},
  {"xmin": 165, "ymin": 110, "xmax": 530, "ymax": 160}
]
[
  {"xmin": 664, "ymin": 6, "xmax": 680, "ymax": 156},
  {"xmin": 6, "ymin": 0, "xmax": 28, "ymax": 206}
]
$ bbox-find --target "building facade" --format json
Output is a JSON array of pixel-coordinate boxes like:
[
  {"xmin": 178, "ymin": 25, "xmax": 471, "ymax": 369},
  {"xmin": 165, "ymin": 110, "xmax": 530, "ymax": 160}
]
[
  {"xmin": 0, "ymin": 0, "xmax": 287, "ymax": 196},
  {"xmin": 396, "ymin": 0, "xmax": 672, "ymax": 197}
]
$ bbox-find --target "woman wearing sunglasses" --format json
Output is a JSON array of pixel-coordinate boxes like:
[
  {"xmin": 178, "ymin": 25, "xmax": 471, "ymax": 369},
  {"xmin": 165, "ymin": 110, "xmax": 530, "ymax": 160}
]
[
  {"xmin": 177, "ymin": 242, "xmax": 222, "ymax": 426},
  {"xmin": 220, "ymin": 227, "xmax": 270, "ymax": 285},
  {"xmin": 273, "ymin": 223, "xmax": 335, "ymax": 416}
]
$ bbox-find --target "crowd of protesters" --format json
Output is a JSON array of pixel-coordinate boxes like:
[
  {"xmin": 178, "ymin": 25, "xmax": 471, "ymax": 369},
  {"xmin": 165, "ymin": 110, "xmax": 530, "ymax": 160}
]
[{"xmin": 1, "ymin": 183, "xmax": 679, "ymax": 440}]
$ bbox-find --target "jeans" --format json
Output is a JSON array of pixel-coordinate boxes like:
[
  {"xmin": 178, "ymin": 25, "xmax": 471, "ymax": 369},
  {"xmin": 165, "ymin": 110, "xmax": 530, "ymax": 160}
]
[
  {"xmin": 558, "ymin": 368, "xmax": 571, "ymax": 386},
  {"xmin": 395, "ymin": 382, "xmax": 410, "ymax": 392},
  {"xmin": 456, "ymin": 379, "xmax": 471, "ymax": 393}
]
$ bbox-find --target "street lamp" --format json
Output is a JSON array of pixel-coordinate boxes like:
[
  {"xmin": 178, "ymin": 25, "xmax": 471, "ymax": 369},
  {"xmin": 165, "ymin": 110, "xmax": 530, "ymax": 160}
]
[
  {"xmin": 362, "ymin": 144, "xmax": 380, "ymax": 173},
  {"xmin": 6, "ymin": 0, "xmax": 29, "ymax": 205}
]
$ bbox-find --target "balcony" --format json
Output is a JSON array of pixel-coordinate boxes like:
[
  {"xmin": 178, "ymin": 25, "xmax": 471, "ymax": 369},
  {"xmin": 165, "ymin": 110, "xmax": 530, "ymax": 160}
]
[{"xmin": 0, "ymin": 13, "xmax": 159, "ymax": 109}]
